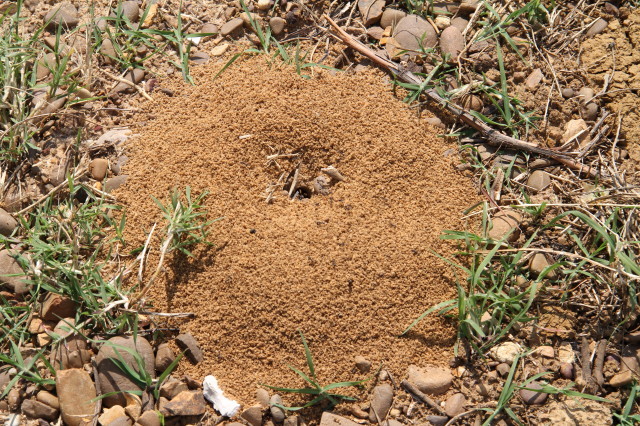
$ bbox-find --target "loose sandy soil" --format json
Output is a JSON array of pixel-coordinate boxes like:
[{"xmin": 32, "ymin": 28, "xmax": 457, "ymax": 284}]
[{"xmin": 116, "ymin": 57, "xmax": 479, "ymax": 403}]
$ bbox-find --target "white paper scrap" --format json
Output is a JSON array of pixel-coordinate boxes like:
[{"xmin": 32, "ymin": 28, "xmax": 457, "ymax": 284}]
[{"xmin": 203, "ymin": 375, "xmax": 241, "ymax": 417}]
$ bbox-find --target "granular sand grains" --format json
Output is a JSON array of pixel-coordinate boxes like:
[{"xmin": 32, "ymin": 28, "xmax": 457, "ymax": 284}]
[{"xmin": 116, "ymin": 57, "xmax": 479, "ymax": 404}]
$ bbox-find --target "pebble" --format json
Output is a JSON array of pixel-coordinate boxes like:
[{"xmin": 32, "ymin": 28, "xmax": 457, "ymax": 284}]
[
  {"xmin": 270, "ymin": 394, "xmax": 286, "ymax": 423},
  {"xmin": 221, "ymin": 17, "xmax": 244, "ymax": 37},
  {"xmin": 0, "ymin": 250, "xmax": 29, "ymax": 295},
  {"xmin": 425, "ymin": 116, "xmax": 445, "ymax": 129},
  {"xmin": 445, "ymin": 393, "xmax": 466, "ymax": 417},
  {"xmin": 284, "ymin": 415, "xmax": 299, "ymax": 426},
  {"xmin": 407, "ymin": 365, "xmax": 453, "ymax": 395},
  {"xmin": 528, "ymin": 253, "xmax": 556, "ymax": 278},
  {"xmin": 426, "ymin": 415, "xmax": 448, "ymax": 426},
  {"xmin": 610, "ymin": 370, "xmax": 633, "ymax": 387},
  {"xmin": 190, "ymin": 51, "xmax": 210, "ymax": 65},
  {"xmin": 393, "ymin": 15, "xmax": 437, "ymax": 52},
  {"xmin": 582, "ymin": 102, "xmax": 599, "ymax": 121},
  {"xmin": 155, "ymin": 343, "xmax": 176, "ymax": 373},
  {"xmin": 368, "ymin": 383, "xmax": 393, "ymax": 422},
  {"xmin": 201, "ymin": 23, "xmax": 219, "ymax": 35},
  {"xmin": 559, "ymin": 362, "xmax": 574, "ymax": 379},
  {"xmin": 56, "ymin": 368, "xmax": 97, "ymax": 426},
  {"xmin": 536, "ymin": 345, "xmax": 555, "ymax": 358},
  {"xmin": 99, "ymin": 405, "xmax": 127, "ymax": 425},
  {"xmin": 96, "ymin": 336, "xmax": 155, "ymax": 407},
  {"xmin": 461, "ymin": 94, "xmax": 483, "ymax": 112},
  {"xmin": 159, "ymin": 377, "xmax": 188, "ymax": 400},
  {"xmin": 241, "ymin": 406, "xmax": 263, "ymax": 426},
  {"xmin": 100, "ymin": 39, "xmax": 117, "ymax": 64},
  {"xmin": 527, "ymin": 170, "xmax": 550, "ymax": 193},
  {"xmin": 40, "ymin": 293, "xmax": 77, "ymax": 321},
  {"xmin": 50, "ymin": 318, "xmax": 91, "ymax": 370},
  {"xmin": 459, "ymin": 0, "xmax": 479, "ymax": 16},
  {"xmin": 240, "ymin": 12, "xmax": 259, "ymax": 27},
  {"xmin": 120, "ymin": 1, "xmax": 140, "ymax": 22},
  {"xmin": 496, "ymin": 363, "xmax": 510, "ymax": 377},
  {"xmin": 176, "ymin": 333, "xmax": 204, "ymax": 364},
  {"xmin": 604, "ymin": 2, "xmax": 619, "ymax": 16},
  {"xmin": 113, "ymin": 69, "xmax": 145, "ymax": 93},
  {"xmin": 488, "ymin": 209, "xmax": 522, "ymax": 242},
  {"xmin": 89, "ymin": 158, "xmax": 109, "ymax": 180},
  {"xmin": 256, "ymin": 388, "xmax": 270, "ymax": 407},
  {"xmin": 137, "ymin": 410, "xmax": 161, "ymax": 426},
  {"xmin": 355, "ymin": 355, "xmax": 372, "ymax": 373},
  {"xmin": 44, "ymin": 3, "xmax": 79, "ymax": 30},
  {"xmin": 557, "ymin": 342, "xmax": 575, "ymax": 364},
  {"xmin": 489, "ymin": 342, "xmax": 521, "ymax": 364},
  {"xmin": 367, "ymin": 26, "xmax": 384, "ymax": 40},
  {"xmin": 439, "ymin": 26, "xmax": 464, "ymax": 61},
  {"xmin": 111, "ymin": 155, "xmax": 128, "ymax": 175},
  {"xmin": 358, "ymin": 0, "xmax": 385, "ymax": 26},
  {"xmin": 451, "ymin": 17, "xmax": 469, "ymax": 32},
  {"xmin": 36, "ymin": 391, "xmax": 59, "ymax": 410},
  {"xmin": 75, "ymin": 88, "xmax": 92, "ymax": 99},
  {"xmin": 269, "ymin": 17, "xmax": 286, "ymax": 35},
  {"xmin": 578, "ymin": 87, "xmax": 595, "ymax": 104},
  {"xmin": 586, "ymin": 18, "xmax": 608, "ymax": 37},
  {"xmin": 105, "ymin": 175, "xmax": 128, "ymax": 192},
  {"xmin": 159, "ymin": 390, "xmax": 207, "ymax": 417},
  {"xmin": 561, "ymin": 88, "xmax": 574, "ymax": 98},
  {"xmin": 21, "ymin": 399, "xmax": 59, "ymax": 421},
  {"xmin": 0, "ymin": 207, "xmax": 17, "ymax": 237},
  {"xmin": 434, "ymin": 16, "xmax": 450, "ymax": 30},
  {"xmin": 319, "ymin": 412, "xmax": 359, "ymax": 426},
  {"xmin": 519, "ymin": 381, "xmax": 548, "ymax": 405},
  {"xmin": 380, "ymin": 8, "xmax": 406, "ymax": 29},
  {"xmin": 525, "ymin": 68, "xmax": 544, "ymax": 89}
]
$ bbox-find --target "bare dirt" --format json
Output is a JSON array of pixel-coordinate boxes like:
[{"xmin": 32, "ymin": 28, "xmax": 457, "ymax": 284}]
[
  {"xmin": 582, "ymin": 9, "xmax": 640, "ymax": 182},
  {"xmin": 115, "ymin": 56, "xmax": 479, "ymax": 404}
]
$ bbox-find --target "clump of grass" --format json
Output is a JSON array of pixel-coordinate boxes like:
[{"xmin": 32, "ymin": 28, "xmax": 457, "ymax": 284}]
[{"xmin": 263, "ymin": 331, "xmax": 369, "ymax": 411}]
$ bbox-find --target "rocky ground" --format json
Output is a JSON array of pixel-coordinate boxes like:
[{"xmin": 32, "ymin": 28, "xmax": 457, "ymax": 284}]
[{"xmin": 1, "ymin": 0, "xmax": 640, "ymax": 425}]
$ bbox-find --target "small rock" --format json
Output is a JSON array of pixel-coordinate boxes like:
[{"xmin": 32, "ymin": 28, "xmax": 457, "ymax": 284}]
[
  {"xmin": 96, "ymin": 336, "xmax": 155, "ymax": 407},
  {"xmin": 159, "ymin": 377, "xmax": 188, "ymax": 400},
  {"xmin": 461, "ymin": 94, "xmax": 483, "ymax": 112},
  {"xmin": 114, "ymin": 1, "xmax": 140, "ymax": 22},
  {"xmin": 75, "ymin": 88, "xmax": 92, "ymax": 99},
  {"xmin": 155, "ymin": 343, "xmax": 176, "ymax": 373},
  {"xmin": 8, "ymin": 387, "xmax": 21, "ymax": 411},
  {"xmin": 100, "ymin": 39, "xmax": 117, "ymax": 64},
  {"xmin": 256, "ymin": 0, "xmax": 272, "ymax": 10},
  {"xmin": 527, "ymin": 170, "xmax": 550, "ymax": 193},
  {"xmin": 562, "ymin": 119, "xmax": 588, "ymax": 144},
  {"xmin": 367, "ymin": 26, "xmax": 384, "ymax": 40},
  {"xmin": 220, "ymin": 18, "xmax": 244, "ymax": 37},
  {"xmin": 44, "ymin": 3, "xmax": 79, "ymax": 30},
  {"xmin": 36, "ymin": 52, "xmax": 57, "ymax": 80},
  {"xmin": 159, "ymin": 390, "xmax": 206, "ymax": 417},
  {"xmin": 425, "ymin": 116, "xmax": 445, "ymax": 129},
  {"xmin": 582, "ymin": 102, "xmax": 598, "ymax": 121},
  {"xmin": 559, "ymin": 362, "xmax": 574, "ymax": 379},
  {"xmin": 358, "ymin": 0, "xmax": 385, "ymax": 26},
  {"xmin": 610, "ymin": 370, "xmax": 634, "ymax": 387},
  {"xmin": 40, "ymin": 293, "xmax": 77, "ymax": 321},
  {"xmin": 536, "ymin": 346, "xmax": 555, "ymax": 358},
  {"xmin": 319, "ymin": 412, "xmax": 360, "ymax": 426},
  {"xmin": 407, "ymin": 365, "xmax": 452, "ymax": 395},
  {"xmin": 201, "ymin": 23, "xmax": 219, "ymax": 35},
  {"xmin": 284, "ymin": 415, "xmax": 298, "ymax": 426},
  {"xmin": 137, "ymin": 410, "xmax": 161, "ymax": 426},
  {"xmin": 256, "ymin": 388, "xmax": 270, "ymax": 407},
  {"xmin": 434, "ymin": 16, "xmax": 450, "ymax": 30},
  {"xmin": 439, "ymin": 26, "xmax": 464, "ymax": 61},
  {"xmin": 240, "ymin": 12, "xmax": 259, "ymax": 27},
  {"xmin": 444, "ymin": 393, "xmax": 466, "ymax": 417},
  {"xmin": 89, "ymin": 159, "xmax": 109, "ymax": 181},
  {"xmin": 561, "ymin": 88, "xmax": 574, "ymax": 98},
  {"xmin": 451, "ymin": 17, "xmax": 469, "ymax": 32},
  {"xmin": 50, "ymin": 318, "xmax": 91, "ymax": 370},
  {"xmin": 519, "ymin": 381, "xmax": 548, "ymax": 405},
  {"xmin": 489, "ymin": 342, "xmax": 521, "ymax": 364},
  {"xmin": 380, "ymin": 8, "xmax": 406, "ymax": 29},
  {"xmin": 393, "ymin": 15, "xmax": 437, "ymax": 52},
  {"xmin": 578, "ymin": 87, "xmax": 595, "ymax": 104},
  {"xmin": 270, "ymin": 394, "xmax": 285, "ymax": 423},
  {"xmin": 176, "ymin": 333, "xmax": 204, "ymax": 364},
  {"xmin": 111, "ymin": 156, "xmax": 128, "ymax": 175},
  {"xmin": 586, "ymin": 18, "xmax": 608, "ymax": 37},
  {"xmin": 355, "ymin": 355, "xmax": 371, "ymax": 373},
  {"xmin": 369, "ymin": 383, "xmax": 393, "ymax": 422},
  {"xmin": 99, "ymin": 405, "xmax": 126, "ymax": 425},
  {"xmin": 558, "ymin": 342, "xmax": 575, "ymax": 364},
  {"xmin": 21, "ymin": 399, "xmax": 59, "ymax": 421},
  {"xmin": 105, "ymin": 175, "xmax": 128, "ymax": 192},
  {"xmin": 0, "ymin": 250, "xmax": 29, "ymax": 295},
  {"xmin": 190, "ymin": 51, "xmax": 210, "ymax": 65},
  {"xmin": 528, "ymin": 253, "xmax": 556, "ymax": 278},
  {"xmin": 604, "ymin": 2, "xmax": 619, "ymax": 16},
  {"xmin": 113, "ymin": 69, "xmax": 145, "ymax": 93},
  {"xmin": 525, "ymin": 68, "xmax": 544, "ymax": 89},
  {"xmin": 488, "ymin": 209, "xmax": 523, "ymax": 242},
  {"xmin": 242, "ymin": 406, "xmax": 263, "ymax": 426},
  {"xmin": 496, "ymin": 363, "xmax": 510, "ymax": 377},
  {"xmin": 0, "ymin": 208, "xmax": 18, "ymax": 237},
  {"xmin": 56, "ymin": 368, "xmax": 97, "ymax": 426},
  {"xmin": 36, "ymin": 391, "xmax": 60, "ymax": 410},
  {"xmin": 269, "ymin": 17, "xmax": 286, "ymax": 35},
  {"xmin": 211, "ymin": 43, "xmax": 229, "ymax": 56},
  {"xmin": 426, "ymin": 416, "xmax": 448, "ymax": 426},
  {"xmin": 459, "ymin": 0, "xmax": 479, "ymax": 16}
]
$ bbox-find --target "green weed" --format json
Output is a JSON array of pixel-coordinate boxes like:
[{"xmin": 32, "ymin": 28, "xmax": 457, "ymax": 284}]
[{"xmin": 262, "ymin": 331, "xmax": 369, "ymax": 411}]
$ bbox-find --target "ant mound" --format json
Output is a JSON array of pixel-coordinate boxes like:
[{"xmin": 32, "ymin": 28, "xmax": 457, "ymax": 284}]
[{"xmin": 116, "ymin": 56, "xmax": 479, "ymax": 404}]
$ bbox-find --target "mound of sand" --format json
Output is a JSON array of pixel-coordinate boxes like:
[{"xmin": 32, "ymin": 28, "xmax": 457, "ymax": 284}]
[{"xmin": 116, "ymin": 56, "xmax": 478, "ymax": 403}]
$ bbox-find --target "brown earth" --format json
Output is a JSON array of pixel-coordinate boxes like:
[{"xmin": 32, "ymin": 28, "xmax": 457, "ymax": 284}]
[
  {"xmin": 582, "ymin": 9, "xmax": 640, "ymax": 182},
  {"xmin": 115, "ymin": 56, "xmax": 479, "ymax": 404}
]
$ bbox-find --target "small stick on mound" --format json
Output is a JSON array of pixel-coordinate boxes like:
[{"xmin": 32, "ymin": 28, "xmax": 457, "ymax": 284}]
[
  {"xmin": 324, "ymin": 15, "xmax": 600, "ymax": 178},
  {"xmin": 401, "ymin": 379, "xmax": 447, "ymax": 416}
]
